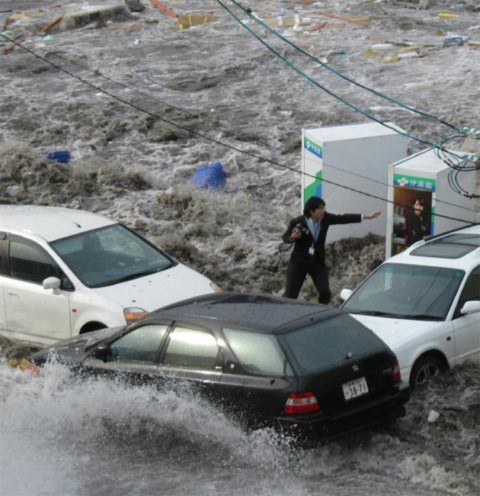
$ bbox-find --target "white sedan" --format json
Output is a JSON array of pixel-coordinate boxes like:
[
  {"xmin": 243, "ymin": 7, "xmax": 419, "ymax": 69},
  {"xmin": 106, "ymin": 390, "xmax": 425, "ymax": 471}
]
[
  {"xmin": 340, "ymin": 225, "xmax": 480, "ymax": 388},
  {"xmin": 0, "ymin": 205, "xmax": 220, "ymax": 345}
]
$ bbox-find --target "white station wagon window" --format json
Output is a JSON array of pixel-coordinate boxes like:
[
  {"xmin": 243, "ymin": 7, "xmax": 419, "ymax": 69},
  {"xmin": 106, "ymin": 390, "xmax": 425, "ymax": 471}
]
[
  {"xmin": 110, "ymin": 324, "xmax": 169, "ymax": 363},
  {"xmin": 9, "ymin": 239, "xmax": 59, "ymax": 285}
]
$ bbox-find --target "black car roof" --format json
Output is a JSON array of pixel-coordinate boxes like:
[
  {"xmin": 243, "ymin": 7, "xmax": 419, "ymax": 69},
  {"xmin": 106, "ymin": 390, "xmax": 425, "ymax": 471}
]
[{"xmin": 147, "ymin": 293, "xmax": 339, "ymax": 333}]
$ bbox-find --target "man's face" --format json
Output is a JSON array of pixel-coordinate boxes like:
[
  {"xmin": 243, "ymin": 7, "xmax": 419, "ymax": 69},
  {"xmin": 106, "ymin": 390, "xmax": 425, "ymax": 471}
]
[
  {"xmin": 311, "ymin": 206, "xmax": 325, "ymax": 222},
  {"xmin": 413, "ymin": 201, "xmax": 424, "ymax": 217}
]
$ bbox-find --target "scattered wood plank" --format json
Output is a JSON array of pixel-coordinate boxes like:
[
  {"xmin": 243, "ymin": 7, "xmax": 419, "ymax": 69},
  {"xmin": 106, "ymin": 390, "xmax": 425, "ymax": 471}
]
[
  {"xmin": 315, "ymin": 11, "xmax": 369, "ymax": 25},
  {"xmin": 40, "ymin": 13, "xmax": 63, "ymax": 33},
  {"xmin": 150, "ymin": 0, "xmax": 177, "ymax": 18}
]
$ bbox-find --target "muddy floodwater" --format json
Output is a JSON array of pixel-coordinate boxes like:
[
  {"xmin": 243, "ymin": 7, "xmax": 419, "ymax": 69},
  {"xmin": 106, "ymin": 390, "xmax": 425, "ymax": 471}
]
[
  {"xmin": 1, "ymin": 0, "xmax": 480, "ymax": 495},
  {"xmin": 1, "ymin": 353, "xmax": 480, "ymax": 496}
]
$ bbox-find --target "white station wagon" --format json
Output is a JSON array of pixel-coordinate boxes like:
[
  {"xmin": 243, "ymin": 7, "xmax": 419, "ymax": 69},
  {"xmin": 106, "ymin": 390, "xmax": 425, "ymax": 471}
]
[
  {"xmin": 0, "ymin": 205, "xmax": 219, "ymax": 345},
  {"xmin": 340, "ymin": 224, "xmax": 480, "ymax": 388}
]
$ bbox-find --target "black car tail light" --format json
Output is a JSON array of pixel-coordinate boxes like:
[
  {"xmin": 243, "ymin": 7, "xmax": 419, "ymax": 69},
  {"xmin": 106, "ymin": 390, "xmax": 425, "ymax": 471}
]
[
  {"xmin": 283, "ymin": 392, "xmax": 320, "ymax": 415},
  {"xmin": 393, "ymin": 359, "xmax": 401, "ymax": 383}
]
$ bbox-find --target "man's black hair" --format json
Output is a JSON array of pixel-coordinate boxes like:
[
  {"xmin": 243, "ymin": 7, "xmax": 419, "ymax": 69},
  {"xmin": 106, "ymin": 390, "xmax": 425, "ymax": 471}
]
[{"xmin": 303, "ymin": 196, "xmax": 325, "ymax": 217}]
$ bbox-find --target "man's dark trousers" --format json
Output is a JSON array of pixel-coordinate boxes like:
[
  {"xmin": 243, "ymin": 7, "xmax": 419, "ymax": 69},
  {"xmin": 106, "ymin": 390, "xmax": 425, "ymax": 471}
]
[{"xmin": 284, "ymin": 254, "xmax": 331, "ymax": 304}]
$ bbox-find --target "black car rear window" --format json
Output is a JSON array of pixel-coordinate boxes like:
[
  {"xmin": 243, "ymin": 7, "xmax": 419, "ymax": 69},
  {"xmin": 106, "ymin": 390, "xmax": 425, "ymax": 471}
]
[
  {"xmin": 279, "ymin": 314, "xmax": 384, "ymax": 374},
  {"xmin": 223, "ymin": 328, "xmax": 293, "ymax": 377}
]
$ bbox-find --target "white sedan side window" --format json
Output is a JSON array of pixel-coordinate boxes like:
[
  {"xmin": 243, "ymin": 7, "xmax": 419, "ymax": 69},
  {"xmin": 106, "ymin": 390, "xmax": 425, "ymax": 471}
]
[{"xmin": 456, "ymin": 266, "xmax": 480, "ymax": 315}]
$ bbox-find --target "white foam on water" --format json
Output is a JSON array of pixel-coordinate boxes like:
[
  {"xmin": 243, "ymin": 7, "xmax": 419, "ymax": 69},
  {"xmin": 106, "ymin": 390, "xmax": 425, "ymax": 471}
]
[
  {"xmin": 0, "ymin": 358, "xmax": 299, "ymax": 495},
  {"xmin": 2, "ymin": 357, "xmax": 479, "ymax": 496}
]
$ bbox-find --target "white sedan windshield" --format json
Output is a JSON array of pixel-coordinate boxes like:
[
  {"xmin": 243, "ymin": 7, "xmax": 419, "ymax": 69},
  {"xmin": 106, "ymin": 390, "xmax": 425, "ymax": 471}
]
[
  {"xmin": 51, "ymin": 224, "xmax": 173, "ymax": 288},
  {"xmin": 343, "ymin": 264, "xmax": 465, "ymax": 320}
]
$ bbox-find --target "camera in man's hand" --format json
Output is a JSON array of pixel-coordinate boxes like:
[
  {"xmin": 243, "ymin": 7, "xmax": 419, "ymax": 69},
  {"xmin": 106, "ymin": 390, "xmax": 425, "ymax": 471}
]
[{"xmin": 293, "ymin": 223, "xmax": 308, "ymax": 237}]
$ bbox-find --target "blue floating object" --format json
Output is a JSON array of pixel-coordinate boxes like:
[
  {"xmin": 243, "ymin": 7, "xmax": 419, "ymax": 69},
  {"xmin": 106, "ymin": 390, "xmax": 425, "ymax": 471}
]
[
  {"xmin": 192, "ymin": 161, "xmax": 226, "ymax": 190},
  {"xmin": 44, "ymin": 150, "xmax": 71, "ymax": 164}
]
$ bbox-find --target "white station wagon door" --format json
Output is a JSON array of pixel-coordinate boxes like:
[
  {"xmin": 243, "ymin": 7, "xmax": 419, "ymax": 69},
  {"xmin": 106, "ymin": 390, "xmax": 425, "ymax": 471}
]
[
  {"xmin": 451, "ymin": 266, "xmax": 480, "ymax": 365},
  {"xmin": 1, "ymin": 235, "xmax": 72, "ymax": 343}
]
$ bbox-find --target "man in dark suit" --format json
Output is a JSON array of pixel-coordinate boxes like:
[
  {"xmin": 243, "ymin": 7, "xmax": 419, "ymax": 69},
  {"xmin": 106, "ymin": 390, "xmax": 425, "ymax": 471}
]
[{"xmin": 282, "ymin": 196, "xmax": 381, "ymax": 304}]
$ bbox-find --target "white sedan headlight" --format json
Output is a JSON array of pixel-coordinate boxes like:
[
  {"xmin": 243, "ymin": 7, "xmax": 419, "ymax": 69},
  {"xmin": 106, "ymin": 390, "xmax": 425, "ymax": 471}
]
[
  {"xmin": 210, "ymin": 281, "xmax": 222, "ymax": 293},
  {"xmin": 123, "ymin": 307, "xmax": 149, "ymax": 324}
]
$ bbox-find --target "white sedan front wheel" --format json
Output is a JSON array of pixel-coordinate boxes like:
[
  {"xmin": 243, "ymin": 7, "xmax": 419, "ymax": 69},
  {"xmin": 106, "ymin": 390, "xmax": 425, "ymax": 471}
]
[{"xmin": 410, "ymin": 355, "xmax": 444, "ymax": 390}]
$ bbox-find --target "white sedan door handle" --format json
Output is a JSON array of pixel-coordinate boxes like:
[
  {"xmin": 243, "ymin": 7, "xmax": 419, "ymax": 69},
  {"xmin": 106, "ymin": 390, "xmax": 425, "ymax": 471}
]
[{"xmin": 7, "ymin": 292, "xmax": 20, "ymax": 298}]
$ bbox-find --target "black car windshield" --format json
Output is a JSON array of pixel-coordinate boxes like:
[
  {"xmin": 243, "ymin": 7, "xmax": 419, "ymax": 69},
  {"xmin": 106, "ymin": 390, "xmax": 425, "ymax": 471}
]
[
  {"xmin": 51, "ymin": 224, "xmax": 173, "ymax": 288},
  {"xmin": 280, "ymin": 314, "xmax": 384, "ymax": 374},
  {"xmin": 343, "ymin": 263, "xmax": 465, "ymax": 321}
]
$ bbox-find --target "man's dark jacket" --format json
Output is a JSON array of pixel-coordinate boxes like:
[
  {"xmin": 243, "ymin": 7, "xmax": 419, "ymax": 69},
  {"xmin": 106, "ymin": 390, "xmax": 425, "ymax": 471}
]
[{"xmin": 282, "ymin": 212, "xmax": 362, "ymax": 266}]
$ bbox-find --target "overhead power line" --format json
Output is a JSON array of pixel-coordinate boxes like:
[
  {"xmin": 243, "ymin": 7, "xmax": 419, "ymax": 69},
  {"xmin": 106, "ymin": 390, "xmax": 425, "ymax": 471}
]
[
  {"xmin": 19, "ymin": 42, "xmax": 479, "ymax": 208},
  {"xmin": 0, "ymin": 32, "xmax": 476, "ymax": 224},
  {"xmin": 227, "ymin": 0, "xmax": 466, "ymax": 135},
  {"xmin": 216, "ymin": 0, "xmax": 479, "ymax": 189},
  {"xmin": 46, "ymin": 47, "xmax": 480, "ymax": 209}
]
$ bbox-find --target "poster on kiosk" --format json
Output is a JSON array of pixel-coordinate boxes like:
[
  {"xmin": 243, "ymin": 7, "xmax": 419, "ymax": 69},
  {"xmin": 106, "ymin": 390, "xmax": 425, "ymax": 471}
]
[
  {"xmin": 390, "ymin": 170, "xmax": 435, "ymax": 256},
  {"xmin": 387, "ymin": 148, "xmax": 477, "ymax": 258}
]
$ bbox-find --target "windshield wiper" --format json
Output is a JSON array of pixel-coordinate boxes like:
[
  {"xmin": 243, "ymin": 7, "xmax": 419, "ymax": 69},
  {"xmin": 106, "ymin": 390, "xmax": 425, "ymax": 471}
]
[
  {"xmin": 350, "ymin": 310, "xmax": 403, "ymax": 318},
  {"xmin": 405, "ymin": 314, "xmax": 443, "ymax": 321},
  {"xmin": 111, "ymin": 266, "xmax": 170, "ymax": 284}
]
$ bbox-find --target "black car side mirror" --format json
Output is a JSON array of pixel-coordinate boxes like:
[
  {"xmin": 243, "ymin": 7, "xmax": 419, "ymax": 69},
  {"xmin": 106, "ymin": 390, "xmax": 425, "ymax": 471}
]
[{"xmin": 93, "ymin": 343, "xmax": 112, "ymax": 362}]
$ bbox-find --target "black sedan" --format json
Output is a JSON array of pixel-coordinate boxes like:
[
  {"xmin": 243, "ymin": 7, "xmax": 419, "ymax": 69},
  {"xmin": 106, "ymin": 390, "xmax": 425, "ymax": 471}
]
[{"xmin": 30, "ymin": 293, "xmax": 410, "ymax": 442}]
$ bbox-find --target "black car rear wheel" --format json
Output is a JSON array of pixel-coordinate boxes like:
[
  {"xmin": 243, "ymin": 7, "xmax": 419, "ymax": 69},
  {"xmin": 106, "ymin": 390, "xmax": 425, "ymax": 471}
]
[{"xmin": 410, "ymin": 355, "xmax": 444, "ymax": 390}]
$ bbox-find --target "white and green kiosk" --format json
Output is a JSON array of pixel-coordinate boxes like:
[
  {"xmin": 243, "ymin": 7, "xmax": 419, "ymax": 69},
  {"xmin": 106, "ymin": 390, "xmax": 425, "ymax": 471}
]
[
  {"xmin": 302, "ymin": 122, "xmax": 408, "ymax": 242},
  {"xmin": 387, "ymin": 148, "xmax": 477, "ymax": 258}
]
